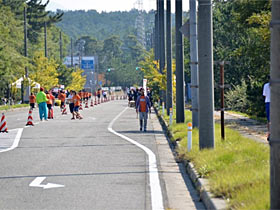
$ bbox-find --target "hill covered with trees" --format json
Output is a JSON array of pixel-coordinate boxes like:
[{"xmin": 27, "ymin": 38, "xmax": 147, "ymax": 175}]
[{"xmin": 55, "ymin": 9, "xmax": 155, "ymax": 41}]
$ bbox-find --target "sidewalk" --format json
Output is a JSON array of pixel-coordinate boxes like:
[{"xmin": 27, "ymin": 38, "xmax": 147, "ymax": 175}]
[
  {"xmin": 214, "ymin": 111, "xmax": 268, "ymax": 144},
  {"xmin": 150, "ymin": 109, "xmax": 205, "ymax": 210}
]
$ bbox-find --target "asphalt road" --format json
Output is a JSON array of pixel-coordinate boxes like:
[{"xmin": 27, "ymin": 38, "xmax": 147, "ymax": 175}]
[{"xmin": 0, "ymin": 100, "xmax": 163, "ymax": 210}]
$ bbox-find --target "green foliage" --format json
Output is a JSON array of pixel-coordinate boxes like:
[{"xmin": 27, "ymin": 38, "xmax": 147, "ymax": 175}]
[
  {"xmin": 30, "ymin": 51, "xmax": 59, "ymax": 90},
  {"xmin": 67, "ymin": 68, "xmax": 86, "ymax": 91},
  {"xmin": 56, "ymin": 9, "xmax": 155, "ymax": 41},
  {"xmin": 212, "ymin": 0, "xmax": 271, "ymax": 117},
  {"xmin": 225, "ymin": 80, "xmax": 249, "ymax": 113}
]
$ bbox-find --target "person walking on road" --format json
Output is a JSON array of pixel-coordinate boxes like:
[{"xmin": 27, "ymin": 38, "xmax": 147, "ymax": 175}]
[
  {"xmin": 29, "ymin": 92, "xmax": 36, "ymax": 109},
  {"xmin": 263, "ymin": 76, "xmax": 271, "ymax": 141},
  {"xmin": 58, "ymin": 90, "xmax": 66, "ymax": 112},
  {"xmin": 46, "ymin": 90, "xmax": 55, "ymax": 119},
  {"xmin": 73, "ymin": 91, "xmax": 83, "ymax": 120},
  {"xmin": 136, "ymin": 88, "xmax": 151, "ymax": 132},
  {"xmin": 68, "ymin": 90, "xmax": 75, "ymax": 120},
  {"xmin": 36, "ymin": 87, "xmax": 48, "ymax": 121}
]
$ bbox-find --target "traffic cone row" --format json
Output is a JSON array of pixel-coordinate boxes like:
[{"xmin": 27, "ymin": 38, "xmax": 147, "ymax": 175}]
[
  {"xmin": 0, "ymin": 113, "xmax": 8, "ymax": 133},
  {"xmin": 95, "ymin": 97, "xmax": 97, "ymax": 105},
  {"xmin": 62, "ymin": 105, "xmax": 67, "ymax": 115},
  {"xmin": 85, "ymin": 100, "xmax": 89, "ymax": 108},
  {"xmin": 26, "ymin": 109, "xmax": 34, "ymax": 126}
]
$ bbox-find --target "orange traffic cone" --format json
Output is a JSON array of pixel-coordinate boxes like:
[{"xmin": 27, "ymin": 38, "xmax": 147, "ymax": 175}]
[
  {"xmin": 95, "ymin": 97, "xmax": 97, "ymax": 105},
  {"xmin": 85, "ymin": 100, "xmax": 89, "ymax": 108},
  {"xmin": 79, "ymin": 103, "xmax": 83, "ymax": 110},
  {"xmin": 26, "ymin": 109, "xmax": 34, "ymax": 126},
  {"xmin": 90, "ymin": 99, "xmax": 94, "ymax": 107},
  {"xmin": 0, "ymin": 113, "xmax": 8, "ymax": 132},
  {"xmin": 62, "ymin": 105, "xmax": 67, "ymax": 115}
]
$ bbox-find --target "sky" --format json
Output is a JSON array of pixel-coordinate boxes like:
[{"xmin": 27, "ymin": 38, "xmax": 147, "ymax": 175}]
[{"xmin": 45, "ymin": 0, "xmax": 189, "ymax": 13}]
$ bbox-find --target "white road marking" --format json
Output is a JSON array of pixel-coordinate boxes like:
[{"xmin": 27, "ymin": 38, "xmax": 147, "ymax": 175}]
[
  {"xmin": 29, "ymin": 177, "xmax": 64, "ymax": 189},
  {"xmin": 0, "ymin": 128, "xmax": 23, "ymax": 153},
  {"xmin": 108, "ymin": 107, "xmax": 164, "ymax": 210}
]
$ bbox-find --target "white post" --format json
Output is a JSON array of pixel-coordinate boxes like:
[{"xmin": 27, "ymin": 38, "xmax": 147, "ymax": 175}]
[
  {"xmin": 169, "ymin": 108, "xmax": 173, "ymax": 125},
  {"xmin": 162, "ymin": 102, "xmax": 165, "ymax": 116},
  {"xmin": 187, "ymin": 122, "xmax": 192, "ymax": 152}
]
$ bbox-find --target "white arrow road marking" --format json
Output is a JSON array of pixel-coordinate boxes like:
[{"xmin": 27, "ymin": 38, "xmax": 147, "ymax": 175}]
[
  {"xmin": 29, "ymin": 177, "xmax": 65, "ymax": 189},
  {"xmin": 108, "ymin": 107, "xmax": 164, "ymax": 210}
]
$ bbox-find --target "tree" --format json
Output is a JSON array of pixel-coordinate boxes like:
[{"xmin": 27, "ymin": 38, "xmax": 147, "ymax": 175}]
[
  {"xmin": 30, "ymin": 52, "xmax": 59, "ymax": 90},
  {"xmin": 67, "ymin": 69, "xmax": 86, "ymax": 91}
]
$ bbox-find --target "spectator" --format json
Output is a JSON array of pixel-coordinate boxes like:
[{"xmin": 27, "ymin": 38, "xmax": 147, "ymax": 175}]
[
  {"xmin": 36, "ymin": 87, "xmax": 48, "ymax": 121},
  {"xmin": 263, "ymin": 76, "xmax": 270, "ymax": 141}
]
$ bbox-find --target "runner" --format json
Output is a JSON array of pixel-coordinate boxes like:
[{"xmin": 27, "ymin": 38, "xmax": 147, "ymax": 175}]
[
  {"xmin": 136, "ymin": 88, "xmax": 151, "ymax": 132},
  {"xmin": 73, "ymin": 91, "xmax": 83, "ymax": 120},
  {"xmin": 46, "ymin": 90, "xmax": 55, "ymax": 119},
  {"xmin": 68, "ymin": 90, "xmax": 75, "ymax": 120}
]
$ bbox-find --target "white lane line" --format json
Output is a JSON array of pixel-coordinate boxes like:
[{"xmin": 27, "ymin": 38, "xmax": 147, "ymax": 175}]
[
  {"xmin": 0, "ymin": 128, "xmax": 23, "ymax": 153},
  {"xmin": 108, "ymin": 107, "xmax": 164, "ymax": 210}
]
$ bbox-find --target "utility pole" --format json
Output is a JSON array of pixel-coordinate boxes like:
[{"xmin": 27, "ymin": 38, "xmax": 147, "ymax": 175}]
[
  {"xmin": 198, "ymin": 0, "xmax": 215, "ymax": 149},
  {"xmin": 166, "ymin": 0, "xmax": 172, "ymax": 116},
  {"xmin": 71, "ymin": 38, "xmax": 73, "ymax": 67},
  {"xmin": 154, "ymin": 11, "xmax": 159, "ymax": 61},
  {"xmin": 23, "ymin": 6, "xmax": 30, "ymax": 103},
  {"xmin": 159, "ymin": 0, "xmax": 165, "ymax": 105},
  {"xmin": 189, "ymin": 0, "xmax": 199, "ymax": 128},
  {"xmin": 270, "ymin": 0, "xmax": 280, "ymax": 208},
  {"xmin": 44, "ymin": 21, "xmax": 48, "ymax": 58},
  {"xmin": 175, "ymin": 0, "xmax": 185, "ymax": 123},
  {"xmin": 219, "ymin": 61, "xmax": 225, "ymax": 140},
  {"xmin": 59, "ymin": 31, "xmax": 63, "ymax": 62}
]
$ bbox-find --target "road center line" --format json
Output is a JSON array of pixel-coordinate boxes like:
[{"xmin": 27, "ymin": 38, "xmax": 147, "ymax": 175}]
[{"xmin": 108, "ymin": 107, "xmax": 164, "ymax": 210}]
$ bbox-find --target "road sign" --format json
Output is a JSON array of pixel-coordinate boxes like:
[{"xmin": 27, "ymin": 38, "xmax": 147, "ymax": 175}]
[
  {"xmin": 180, "ymin": 20, "xmax": 190, "ymax": 38},
  {"xmin": 81, "ymin": 57, "xmax": 95, "ymax": 70}
]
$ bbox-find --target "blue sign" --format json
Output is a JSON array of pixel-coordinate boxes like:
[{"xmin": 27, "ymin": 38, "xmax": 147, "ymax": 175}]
[
  {"xmin": 99, "ymin": 81, "xmax": 102, "ymax": 85},
  {"xmin": 81, "ymin": 57, "xmax": 95, "ymax": 70}
]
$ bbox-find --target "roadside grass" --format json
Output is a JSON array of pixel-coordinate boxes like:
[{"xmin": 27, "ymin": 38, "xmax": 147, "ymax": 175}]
[
  {"xmin": 158, "ymin": 107, "xmax": 269, "ymax": 210},
  {"xmin": 0, "ymin": 104, "xmax": 29, "ymax": 111}
]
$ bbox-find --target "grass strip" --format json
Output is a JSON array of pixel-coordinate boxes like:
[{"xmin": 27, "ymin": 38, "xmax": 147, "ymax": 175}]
[
  {"xmin": 0, "ymin": 104, "xmax": 29, "ymax": 111},
  {"xmin": 158, "ymin": 107, "xmax": 269, "ymax": 210}
]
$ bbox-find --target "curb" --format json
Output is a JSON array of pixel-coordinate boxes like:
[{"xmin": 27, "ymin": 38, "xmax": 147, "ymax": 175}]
[{"xmin": 154, "ymin": 107, "xmax": 227, "ymax": 210}]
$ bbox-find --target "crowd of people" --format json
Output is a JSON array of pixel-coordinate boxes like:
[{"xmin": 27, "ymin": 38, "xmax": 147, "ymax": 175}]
[{"xmin": 30, "ymin": 87, "xmax": 98, "ymax": 121}]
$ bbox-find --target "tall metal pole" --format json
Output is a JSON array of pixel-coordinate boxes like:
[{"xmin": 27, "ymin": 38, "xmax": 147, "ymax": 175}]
[
  {"xmin": 166, "ymin": 0, "xmax": 172, "ymax": 116},
  {"xmin": 71, "ymin": 38, "xmax": 74, "ymax": 67},
  {"xmin": 44, "ymin": 21, "xmax": 48, "ymax": 58},
  {"xmin": 189, "ymin": 0, "xmax": 199, "ymax": 128},
  {"xmin": 220, "ymin": 61, "xmax": 225, "ymax": 140},
  {"xmin": 270, "ymin": 0, "xmax": 280, "ymax": 208},
  {"xmin": 60, "ymin": 31, "xmax": 63, "ymax": 62},
  {"xmin": 198, "ymin": 0, "xmax": 215, "ymax": 149},
  {"xmin": 175, "ymin": 0, "xmax": 185, "ymax": 123},
  {"xmin": 159, "ymin": 0, "xmax": 165, "ymax": 105},
  {"xmin": 23, "ymin": 6, "xmax": 30, "ymax": 103},
  {"xmin": 154, "ymin": 11, "xmax": 159, "ymax": 61}
]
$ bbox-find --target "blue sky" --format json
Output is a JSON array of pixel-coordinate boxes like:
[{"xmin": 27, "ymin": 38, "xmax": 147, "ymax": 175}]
[{"xmin": 46, "ymin": 0, "xmax": 189, "ymax": 13}]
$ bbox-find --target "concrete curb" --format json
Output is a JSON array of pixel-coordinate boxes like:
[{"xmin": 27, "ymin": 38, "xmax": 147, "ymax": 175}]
[{"xmin": 154, "ymin": 107, "xmax": 227, "ymax": 210}]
